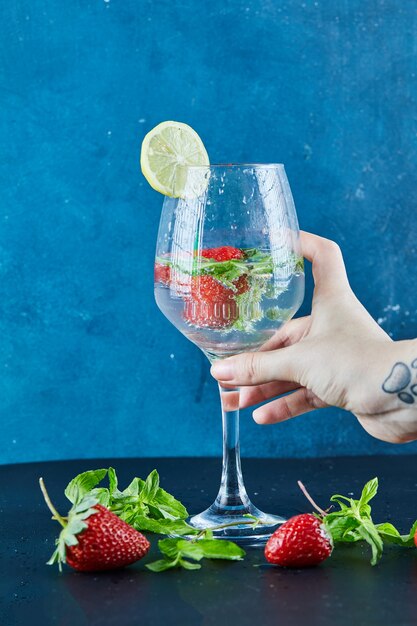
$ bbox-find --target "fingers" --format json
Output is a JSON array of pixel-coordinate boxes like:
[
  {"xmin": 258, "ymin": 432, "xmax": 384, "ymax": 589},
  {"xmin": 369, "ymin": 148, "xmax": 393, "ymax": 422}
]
[
  {"xmin": 300, "ymin": 231, "xmax": 349, "ymax": 294},
  {"xmin": 219, "ymin": 387, "xmax": 240, "ymax": 412},
  {"xmin": 239, "ymin": 380, "xmax": 300, "ymax": 408},
  {"xmin": 219, "ymin": 318, "xmax": 309, "ymax": 406},
  {"xmin": 257, "ymin": 316, "xmax": 310, "ymax": 352},
  {"xmin": 211, "ymin": 345, "xmax": 299, "ymax": 387},
  {"xmin": 253, "ymin": 388, "xmax": 327, "ymax": 424}
]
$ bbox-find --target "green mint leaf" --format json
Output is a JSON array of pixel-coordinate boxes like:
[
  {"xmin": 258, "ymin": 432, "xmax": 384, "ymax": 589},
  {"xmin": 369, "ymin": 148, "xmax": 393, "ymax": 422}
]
[
  {"xmin": 203, "ymin": 259, "xmax": 248, "ymax": 289},
  {"xmin": 146, "ymin": 503, "xmax": 167, "ymax": 519},
  {"xmin": 247, "ymin": 257, "xmax": 274, "ymax": 276},
  {"xmin": 132, "ymin": 517, "xmax": 196, "ymax": 536},
  {"xmin": 357, "ymin": 518, "xmax": 384, "ymax": 566},
  {"xmin": 265, "ymin": 307, "xmax": 293, "ymax": 321},
  {"xmin": 376, "ymin": 521, "xmax": 417, "ymax": 547},
  {"xmin": 151, "ymin": 486, "xmax": 189, "ymax": 520},
  {"xmin": 358, "ymin": 477, "xmax": 378, "ymax": 510},
  {"xmin": 64, "ymin": 469, "xmax": 108, "ymax": 505},
  {"xmin": 117, "ymin": 508, "xmax": 148, "ymax": 526},
  {"xmin": 146, "ymin": 555, "xmax": 201, "ymax": 572},
  {"xmin": 71, "ymin": 495, "xmax": 99, "ymax": 514},
  {"xmin": 175, "ymin": 540, "xmax": 205, "ymax": 561},
  {"xmin": 294, "ymin": 256, "xmax": 304, "ymax": 273},
  {"xmin": 323, "ymin": 514, "xmax": 360, "ymax": 543},
  {"xmin": 157, "ymin": 538, "xmax": 181, "ymax": 559},
  {"xmin": 244, "ymin": 249, "xmax": 270, "ymax": 263},
  {"xmin": 329, "ymin": 495, "xmax": 353, "ymax": 510},
  {"xmin": 157, "ymin": 537, "xmax": 245, "ymax": 564},
  {"xmin": 196, "ymin": 539, "xmax": 245, "ymax": 560},
  {"xmin": 241, "ymin": 248, "xmax": 258, "ymax": 259},
  {"xmin": 158, "ymin": 538, "xmax": 189, "ymax": 559},
  {"xmin": 146, "ymin": 558, "xmax": 179, "ymax": 572},
  {"xmin": 120, "ymin": 477, "xmax": 141, "ymax": 497},
  {"xmin": 139, "ymin": 470, "xmax": 160, "ymax": 503},
  {"xmin": 89, "ymin": 487, "xmax": 111, "ymax": 507},
  {"xmin": 108, "ymin": 467, "xmax": 119, "ymax": 495},
  {"xmin": 179, "ymin": 559, "xmax": 202, "ymax": 570},
  {"xmin": 375, "ymin": 522, "xmax": 401, "ymax": 541},
  {"xmin": 358, "ymin": 503, "xmax": 372, "ymax": 519}
]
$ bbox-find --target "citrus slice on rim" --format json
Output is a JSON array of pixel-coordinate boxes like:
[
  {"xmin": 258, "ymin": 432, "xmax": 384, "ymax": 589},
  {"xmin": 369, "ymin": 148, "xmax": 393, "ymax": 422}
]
[{"xmin": 140, "ymin": 121, "xmax": 210, "ymax": 198}]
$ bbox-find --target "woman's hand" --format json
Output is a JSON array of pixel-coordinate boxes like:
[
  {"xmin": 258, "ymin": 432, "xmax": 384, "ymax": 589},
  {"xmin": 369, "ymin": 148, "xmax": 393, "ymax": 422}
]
[{"xmin": 211, "ymin": 232, "xmax": 417, "ymax": 444}]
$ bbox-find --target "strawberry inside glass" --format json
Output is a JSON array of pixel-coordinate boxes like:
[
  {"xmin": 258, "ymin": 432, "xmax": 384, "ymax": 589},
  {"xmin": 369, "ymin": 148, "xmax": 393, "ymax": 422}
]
[
  {"xmin": 154, "ymin": 164, "xmax": 305, "ymax": 544},
  {"xmin": 156, "ymin": 246, "xmax": 250, "ymax": 329}
]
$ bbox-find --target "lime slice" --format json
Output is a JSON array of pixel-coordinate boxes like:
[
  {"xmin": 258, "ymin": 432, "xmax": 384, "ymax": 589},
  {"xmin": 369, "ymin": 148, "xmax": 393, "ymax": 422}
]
[{"xmin": 140, "ymin": 121, "xmax": 210, "ymax": 198}]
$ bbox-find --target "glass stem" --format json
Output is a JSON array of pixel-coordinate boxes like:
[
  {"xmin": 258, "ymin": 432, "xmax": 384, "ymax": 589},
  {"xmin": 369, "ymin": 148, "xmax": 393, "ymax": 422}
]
[{"xmin": 214, "ymin": 384, "xmax": 251, "ymax": 511}]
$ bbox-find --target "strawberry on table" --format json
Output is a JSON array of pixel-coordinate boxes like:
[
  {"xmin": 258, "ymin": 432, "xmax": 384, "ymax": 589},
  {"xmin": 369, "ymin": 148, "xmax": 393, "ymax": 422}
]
[
  {"xmin": 265, "ymin": 513, "xmax": 332, "ymax": 568},
  {"xmin": 40, "ymin": 478, "xmax": 150, "ymax": 572},
  {"xmin": 64, "ymin": 503, "xmax": 150, "ymax": 572}
]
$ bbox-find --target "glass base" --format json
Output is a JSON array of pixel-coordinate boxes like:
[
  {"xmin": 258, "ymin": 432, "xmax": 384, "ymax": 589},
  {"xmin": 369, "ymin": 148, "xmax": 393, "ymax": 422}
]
[{"xmin": 188, "ymin": 501, "xmax": 285, "ymax": 546}]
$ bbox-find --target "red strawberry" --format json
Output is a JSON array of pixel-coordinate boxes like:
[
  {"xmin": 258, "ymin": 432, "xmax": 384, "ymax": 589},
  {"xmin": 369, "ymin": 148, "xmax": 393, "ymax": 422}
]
[
  {"xmin": 65, "ymin": 504, "xmax": 150, "ymax": 572},
  {"xmin": 40, "ymin": 479, "xmax": 150, "ymax": 572},
  {"xmin": 183, "ymin": 246, "xmax": 248, "ymax": 328},
  {"xmin": 184, "ymin": 274, "xmax": 249, "ymax": 328},
  {"xmin": 154, "ymin": 262, "xmax": 170, "ymax": 285},
  {"xmin": 265, "ymin": 514, "xmax": 332, "ymax": 568},
  {"xmin": 201, "ymin": 246, "xmax": 244, "ymax": 262}
]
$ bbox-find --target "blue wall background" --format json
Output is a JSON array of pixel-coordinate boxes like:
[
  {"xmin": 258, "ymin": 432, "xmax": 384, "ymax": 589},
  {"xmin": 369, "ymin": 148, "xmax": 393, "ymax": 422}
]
[{"xmin": 1, "ymin": 0, "xmax": 416, "ymax": 464}]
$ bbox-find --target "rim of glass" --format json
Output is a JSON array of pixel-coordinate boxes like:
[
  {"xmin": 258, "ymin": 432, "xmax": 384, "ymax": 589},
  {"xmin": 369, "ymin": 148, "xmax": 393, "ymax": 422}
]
[{"xmin": 185, "ymin": 163, "xmax": 285, "ymax": 169}]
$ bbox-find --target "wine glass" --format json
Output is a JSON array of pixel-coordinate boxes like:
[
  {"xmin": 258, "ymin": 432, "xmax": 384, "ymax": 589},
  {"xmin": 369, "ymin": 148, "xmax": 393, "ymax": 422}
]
[{"xmin": 154, "ymin": 164, "xmax": 304, "ymax": 545}]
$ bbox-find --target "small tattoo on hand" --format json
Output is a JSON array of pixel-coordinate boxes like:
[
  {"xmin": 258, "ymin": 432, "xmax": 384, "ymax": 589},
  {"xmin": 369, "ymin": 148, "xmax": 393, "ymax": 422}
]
[{"xmin": 382, "ymin": 361, "xmax": 417, "ymax": 405}]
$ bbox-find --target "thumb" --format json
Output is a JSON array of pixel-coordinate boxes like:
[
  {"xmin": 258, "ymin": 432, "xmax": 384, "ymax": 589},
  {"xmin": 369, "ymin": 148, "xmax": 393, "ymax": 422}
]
[
  {"xmin": 300, "ymin": 231, "xmax": 349, "ymax": 295},
  {"xmin": 210, "ymin": 346, "xmax": 300, "ymax": 387}
]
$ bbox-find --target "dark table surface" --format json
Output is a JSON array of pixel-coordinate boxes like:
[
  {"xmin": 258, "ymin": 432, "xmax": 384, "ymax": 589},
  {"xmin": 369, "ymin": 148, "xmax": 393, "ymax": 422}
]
[{"xmin": 2, "ymin": 455, "xmax": 417, "ymax": 626}]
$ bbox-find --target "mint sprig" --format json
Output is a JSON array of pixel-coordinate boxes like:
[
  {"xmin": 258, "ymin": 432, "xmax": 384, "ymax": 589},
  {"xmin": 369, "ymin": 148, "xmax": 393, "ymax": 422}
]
[
  {"xmin": 65, "ymin": 468, "xmax": 190, "ymax": 532},
  {"xmin": 63, "ymin": 467, "xmax": 252, "ymax": 571},
  {"xmin": 155, "ymin": 255, "xmax": 248, "ymax": 289},
  {"xmin": 146, "ymin": 538, "xmax": 245, "ymax": 572},
  {"xmin": 201, "ymin": 258, "xmax": 248, "ymax": 290},
  {"xmin": 155, "ymin": 249, "xmax": 304, "ymax": 288},
  {"xmin": 323, "ymin": 477, "xmax": 383, "ymax": 565},
  {"xmin": 302, "ymin": 478, "xmax": 417, "ymax": 566}
]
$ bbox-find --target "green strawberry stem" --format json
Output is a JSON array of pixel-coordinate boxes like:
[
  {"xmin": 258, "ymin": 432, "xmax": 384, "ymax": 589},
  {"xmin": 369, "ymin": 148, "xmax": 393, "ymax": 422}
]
[
  {"xmin": 297, "ymin": 480, "xmax": 328, "ymax": 517},
  {"xmin": 39, "ymin": 477, "xmax": 67, "ymax": 528}
]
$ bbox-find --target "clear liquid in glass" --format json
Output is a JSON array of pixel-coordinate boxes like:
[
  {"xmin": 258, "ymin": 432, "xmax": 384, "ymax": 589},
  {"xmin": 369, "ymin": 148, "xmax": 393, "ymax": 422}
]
[{"xmin": 155, "ymin": 269, "xmax": 304, "ymax": 358}]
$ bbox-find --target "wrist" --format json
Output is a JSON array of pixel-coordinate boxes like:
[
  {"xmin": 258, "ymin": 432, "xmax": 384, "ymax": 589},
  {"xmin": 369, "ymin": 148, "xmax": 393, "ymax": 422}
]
[
  {"xmin": 354, "ymin": 338, "xmax": 417, "ymax": 444},
  {"xmin": 346, "ymin": 339, "xmax": 416, "ymax": 416},
  {"xmin": 380, "ymin": 339, "xmax": 417, "ymax": 406}
]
